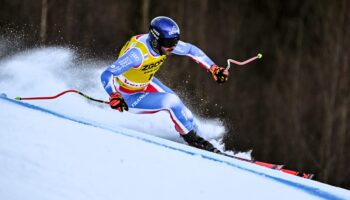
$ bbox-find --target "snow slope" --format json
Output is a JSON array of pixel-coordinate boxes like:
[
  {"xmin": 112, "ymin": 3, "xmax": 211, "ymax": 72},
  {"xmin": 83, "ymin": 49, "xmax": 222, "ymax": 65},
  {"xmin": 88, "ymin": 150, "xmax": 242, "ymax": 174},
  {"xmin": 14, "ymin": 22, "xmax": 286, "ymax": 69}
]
[
  {"xmin": 1, "ymin": 93, "xmax": 350, "ymax": 200},
  {"xmin": 1, "ymin": 47, "xmax": 350, "ymax": 200}
]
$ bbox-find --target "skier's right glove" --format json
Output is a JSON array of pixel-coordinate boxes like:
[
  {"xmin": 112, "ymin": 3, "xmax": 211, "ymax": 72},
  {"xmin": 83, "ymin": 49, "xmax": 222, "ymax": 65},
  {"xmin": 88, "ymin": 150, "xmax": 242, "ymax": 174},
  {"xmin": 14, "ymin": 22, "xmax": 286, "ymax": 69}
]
[
  {"xmin": 209, "ymin": 65, "xmax": 229, "ymax": 84},
  {"xmin": 109, "ymin": 92, "xmax": 129, "ymax": 112}
]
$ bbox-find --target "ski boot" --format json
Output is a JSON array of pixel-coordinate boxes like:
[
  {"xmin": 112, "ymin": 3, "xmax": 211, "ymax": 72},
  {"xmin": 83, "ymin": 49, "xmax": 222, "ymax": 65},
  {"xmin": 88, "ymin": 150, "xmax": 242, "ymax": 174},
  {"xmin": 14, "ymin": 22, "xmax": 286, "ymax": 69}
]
[{"xmin": 182, "ymin": 130, "xmax": 221, "ymax": 153}]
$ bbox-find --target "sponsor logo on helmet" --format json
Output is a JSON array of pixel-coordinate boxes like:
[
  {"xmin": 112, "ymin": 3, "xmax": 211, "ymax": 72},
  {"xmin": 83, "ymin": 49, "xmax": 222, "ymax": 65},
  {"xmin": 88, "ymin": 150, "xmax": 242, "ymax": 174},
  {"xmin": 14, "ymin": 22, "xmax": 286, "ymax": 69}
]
[
  {"xmin": 152, "ymin": 28, "xmax": 160, "ymax": 36},
  {"xmin": 150, "ymin": 29, "xmax": 160, "ymax": 39},
  {"xmin": 169, "ymin": 26, "xmax": 179, "ymax": 35}
]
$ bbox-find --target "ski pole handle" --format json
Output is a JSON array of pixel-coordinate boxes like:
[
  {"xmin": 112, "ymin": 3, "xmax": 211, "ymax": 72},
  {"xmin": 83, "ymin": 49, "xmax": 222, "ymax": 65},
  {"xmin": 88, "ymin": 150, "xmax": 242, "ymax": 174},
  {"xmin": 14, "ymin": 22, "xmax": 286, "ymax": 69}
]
[
  {"xmin": 226, "ymin": 53, "xmax": 263, "ymax": 70},
  {"xmin": 15, "ymin": 89, "xmax": 109, "ymax": 104}
]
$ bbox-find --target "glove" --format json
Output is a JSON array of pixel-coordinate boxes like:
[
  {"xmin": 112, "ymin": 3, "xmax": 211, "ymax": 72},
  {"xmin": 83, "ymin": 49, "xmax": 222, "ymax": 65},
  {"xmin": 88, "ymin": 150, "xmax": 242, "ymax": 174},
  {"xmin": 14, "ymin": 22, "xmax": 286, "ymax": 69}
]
[
  {"xmin": 109, "ymin": 92, "xmax": 129, "ymax": 112},
  {"xmin": 209, "ymin": 65, "xmax": 229, "ymax": 84}
]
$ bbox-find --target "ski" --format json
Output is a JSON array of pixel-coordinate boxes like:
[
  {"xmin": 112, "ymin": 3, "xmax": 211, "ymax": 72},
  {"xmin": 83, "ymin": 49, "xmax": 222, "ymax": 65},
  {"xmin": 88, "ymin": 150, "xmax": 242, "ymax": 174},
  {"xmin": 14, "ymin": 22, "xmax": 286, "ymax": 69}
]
[
  {"xmin": 280, "ymin": 169, "xmax": 314, "ymax": 179},
  {"xmin": 220, "ymin": 152, "xmax": 314, "ymax": 179},
  {"xmin": 254, "ymin": 161, "xmax": 284, "ymax": 170},
  {"xmin": 222, "ymin": 153, "xmax": 284, "ymax": 170}
]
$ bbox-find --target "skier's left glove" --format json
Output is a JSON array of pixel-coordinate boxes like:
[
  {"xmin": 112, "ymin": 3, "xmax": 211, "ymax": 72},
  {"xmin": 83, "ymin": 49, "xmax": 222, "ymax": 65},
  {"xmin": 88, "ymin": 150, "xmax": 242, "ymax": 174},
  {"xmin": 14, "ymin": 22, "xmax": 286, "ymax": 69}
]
[
  {"xmin": 209, "ymin": 65, "xmax": 229, "ymax": 84},
  {"xmin": 109, "ymin": 92, "xmax": 129, "ymax": 112}
]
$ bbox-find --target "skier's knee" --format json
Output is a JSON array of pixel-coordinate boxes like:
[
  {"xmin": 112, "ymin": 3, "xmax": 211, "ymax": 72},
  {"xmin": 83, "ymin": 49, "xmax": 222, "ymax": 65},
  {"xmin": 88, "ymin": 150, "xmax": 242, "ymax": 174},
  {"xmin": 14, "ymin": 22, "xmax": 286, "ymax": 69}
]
[{"xmin": 163, "ymin": 94, "xmax": 182, "ymax": 110}]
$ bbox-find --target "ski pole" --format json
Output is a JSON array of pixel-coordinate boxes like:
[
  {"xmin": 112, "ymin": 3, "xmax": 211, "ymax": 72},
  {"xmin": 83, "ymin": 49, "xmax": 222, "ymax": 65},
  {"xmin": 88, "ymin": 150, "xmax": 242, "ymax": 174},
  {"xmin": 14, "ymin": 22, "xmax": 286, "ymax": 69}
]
[
  {"xmin": 226, "ymin": 53, "xmax": 263, "ymax": 70},
  {"xmin": 15, "ymin": 89, "xmax": 109, "ymax": 104}
]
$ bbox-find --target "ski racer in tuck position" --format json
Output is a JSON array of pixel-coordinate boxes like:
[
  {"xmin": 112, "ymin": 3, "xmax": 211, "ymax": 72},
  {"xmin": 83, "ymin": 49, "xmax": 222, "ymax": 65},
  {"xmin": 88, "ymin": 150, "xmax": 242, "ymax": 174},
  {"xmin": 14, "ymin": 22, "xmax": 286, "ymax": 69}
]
[{"xmin": 101, "ymin": 16, "xmax": 229, "ymax": 153}]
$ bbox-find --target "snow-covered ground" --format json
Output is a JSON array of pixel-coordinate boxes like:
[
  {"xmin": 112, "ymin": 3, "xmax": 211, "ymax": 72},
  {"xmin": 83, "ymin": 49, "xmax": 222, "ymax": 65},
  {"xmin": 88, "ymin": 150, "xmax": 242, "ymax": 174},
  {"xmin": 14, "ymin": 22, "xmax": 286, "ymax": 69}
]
[{"xmin": 1, "ymin": 47, "xmax": 350, "ymax": 200}]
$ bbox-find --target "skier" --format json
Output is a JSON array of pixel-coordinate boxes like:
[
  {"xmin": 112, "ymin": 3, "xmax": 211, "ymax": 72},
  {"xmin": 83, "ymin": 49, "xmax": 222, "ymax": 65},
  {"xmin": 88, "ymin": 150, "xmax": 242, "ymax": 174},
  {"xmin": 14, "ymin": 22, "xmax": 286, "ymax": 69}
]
[{"xmin": 101, "ymin": 16, "xmax": 229, "ymax": 153}]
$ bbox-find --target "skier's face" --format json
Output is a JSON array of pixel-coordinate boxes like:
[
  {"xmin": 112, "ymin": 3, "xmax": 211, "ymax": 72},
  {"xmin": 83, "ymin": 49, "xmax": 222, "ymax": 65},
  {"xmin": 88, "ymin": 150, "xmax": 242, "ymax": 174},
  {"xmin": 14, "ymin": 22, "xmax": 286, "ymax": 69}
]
[{"xmin": 159, "ymin": 36, "xmax": 178, "ymax": 55}]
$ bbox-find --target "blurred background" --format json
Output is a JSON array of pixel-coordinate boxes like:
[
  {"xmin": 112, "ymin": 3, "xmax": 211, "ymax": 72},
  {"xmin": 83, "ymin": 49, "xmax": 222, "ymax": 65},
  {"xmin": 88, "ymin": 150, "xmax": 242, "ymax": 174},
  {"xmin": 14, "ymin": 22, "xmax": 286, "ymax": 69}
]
[{"xmin": 1, "ymin": 0, "xmax": 349, "ymax": 189}]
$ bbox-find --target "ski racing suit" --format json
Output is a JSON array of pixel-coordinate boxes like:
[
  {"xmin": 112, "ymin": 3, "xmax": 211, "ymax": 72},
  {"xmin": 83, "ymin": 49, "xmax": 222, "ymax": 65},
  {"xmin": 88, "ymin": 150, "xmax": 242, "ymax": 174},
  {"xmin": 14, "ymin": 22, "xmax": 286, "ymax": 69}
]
[{"xmin": 101, "ymin": 34, "xmax": 215, "ymax": 135}]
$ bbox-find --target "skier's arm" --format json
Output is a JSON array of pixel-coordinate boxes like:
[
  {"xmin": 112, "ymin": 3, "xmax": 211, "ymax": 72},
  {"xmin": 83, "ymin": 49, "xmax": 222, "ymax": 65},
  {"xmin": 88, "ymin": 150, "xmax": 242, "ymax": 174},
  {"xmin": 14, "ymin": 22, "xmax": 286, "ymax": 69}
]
[
  {"xmin": 172, "ymin": 41, "xmax": 215, "ymax": 70},
  {"xmin": 101, "ymin": 48, "xmax": 143, "ymax": 95},
  {"xmin": 172, "ymin": 41, "xmax": 229, "ymax": 84}
]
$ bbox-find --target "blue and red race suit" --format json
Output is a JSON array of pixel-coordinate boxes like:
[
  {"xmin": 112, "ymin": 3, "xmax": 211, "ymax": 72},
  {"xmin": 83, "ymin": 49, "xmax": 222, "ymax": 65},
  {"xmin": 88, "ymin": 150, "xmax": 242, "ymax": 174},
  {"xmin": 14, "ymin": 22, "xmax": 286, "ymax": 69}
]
[{"xmin": 101, "ymin": 34, "xmax": 215, "ymax": 135}]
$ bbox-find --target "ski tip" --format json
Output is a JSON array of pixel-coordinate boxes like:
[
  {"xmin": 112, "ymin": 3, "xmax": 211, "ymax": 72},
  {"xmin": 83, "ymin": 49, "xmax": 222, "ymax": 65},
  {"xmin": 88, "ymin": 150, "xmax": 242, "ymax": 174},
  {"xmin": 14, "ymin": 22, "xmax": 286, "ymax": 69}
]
[
  {"xmin": 15, "ymin": 96, "xmax": 21, "ymax": 100},
  {"xmin": 0, "ymin": 93, "xmax": 7, "ymax": 98},
  {"xmin": 257, "ymin": 53, "xmax": 263, "ymax": 59},
  {"xmin": 306, "ymin": 174, "xmax": 315, "ymax": 180}
]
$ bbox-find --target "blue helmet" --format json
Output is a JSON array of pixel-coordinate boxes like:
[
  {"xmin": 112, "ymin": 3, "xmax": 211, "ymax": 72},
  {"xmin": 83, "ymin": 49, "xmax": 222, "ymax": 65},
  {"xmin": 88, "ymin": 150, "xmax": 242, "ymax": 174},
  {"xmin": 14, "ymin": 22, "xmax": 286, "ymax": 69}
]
[{"xmin": 149, "ymin": 16, "xmax": 180, "ymax": 51}]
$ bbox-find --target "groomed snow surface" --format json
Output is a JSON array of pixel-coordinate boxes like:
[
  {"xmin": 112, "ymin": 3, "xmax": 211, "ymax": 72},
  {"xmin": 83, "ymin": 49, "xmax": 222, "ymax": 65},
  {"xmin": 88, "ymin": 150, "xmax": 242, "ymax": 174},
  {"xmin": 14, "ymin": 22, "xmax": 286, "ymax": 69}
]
[{"xmin": 0, "ymin": 47, "xmax": 350, "ymax": 200}]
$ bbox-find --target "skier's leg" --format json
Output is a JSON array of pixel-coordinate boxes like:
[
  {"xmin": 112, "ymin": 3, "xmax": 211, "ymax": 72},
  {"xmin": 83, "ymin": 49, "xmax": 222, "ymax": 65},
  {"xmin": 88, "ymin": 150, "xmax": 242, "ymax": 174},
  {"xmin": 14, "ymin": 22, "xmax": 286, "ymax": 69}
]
[
  {"xmin": 121, "ymin": 78, "xmax": 219, "ymax": 152},
  {"xmin": 146, "ymin": 78, "xmax": 220, "ymax": 152},
  {"xmin": 124, "ymin": 92, "xmax": 219, "ymax": 152},
  {"xmin": 124, "ymin": 91, "xmax": 195, "ymax": 134}
]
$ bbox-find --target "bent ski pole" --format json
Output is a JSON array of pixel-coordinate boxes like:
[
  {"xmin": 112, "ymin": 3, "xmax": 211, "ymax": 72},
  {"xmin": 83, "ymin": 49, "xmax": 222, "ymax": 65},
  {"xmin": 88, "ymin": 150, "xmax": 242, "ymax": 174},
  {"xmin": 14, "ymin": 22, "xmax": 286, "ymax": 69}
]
[
  {"xmin": 226, "ymin": 53, "xmax": 263, "ymax": 70},
  {"xmin": 15, "ymin": 89, "xmax": 109, "ymax": 104}
]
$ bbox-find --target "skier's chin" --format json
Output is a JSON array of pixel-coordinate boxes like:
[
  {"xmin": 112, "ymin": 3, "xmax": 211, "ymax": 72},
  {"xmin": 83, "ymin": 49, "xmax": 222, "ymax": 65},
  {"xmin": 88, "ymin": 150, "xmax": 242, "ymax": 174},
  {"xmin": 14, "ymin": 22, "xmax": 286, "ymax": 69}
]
[{"xmin": 161, "ymin": 47, "xmax": 175, "ymax": 55}]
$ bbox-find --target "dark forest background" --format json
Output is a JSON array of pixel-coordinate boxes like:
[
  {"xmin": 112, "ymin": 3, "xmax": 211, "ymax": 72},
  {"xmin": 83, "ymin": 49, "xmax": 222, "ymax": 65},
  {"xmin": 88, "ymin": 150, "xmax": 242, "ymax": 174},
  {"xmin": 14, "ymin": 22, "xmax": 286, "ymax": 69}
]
[{"xmin": 1, "ymin": 0, "xmax": 349, "ymax": 189}]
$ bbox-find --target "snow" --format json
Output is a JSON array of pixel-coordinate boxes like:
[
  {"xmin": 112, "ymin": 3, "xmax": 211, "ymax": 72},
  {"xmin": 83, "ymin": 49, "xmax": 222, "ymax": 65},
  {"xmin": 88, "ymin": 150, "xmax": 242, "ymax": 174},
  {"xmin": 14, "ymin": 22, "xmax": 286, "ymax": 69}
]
[{"xmin": 0, "ymin": 47, "xmax": 350, "ymax": 200}]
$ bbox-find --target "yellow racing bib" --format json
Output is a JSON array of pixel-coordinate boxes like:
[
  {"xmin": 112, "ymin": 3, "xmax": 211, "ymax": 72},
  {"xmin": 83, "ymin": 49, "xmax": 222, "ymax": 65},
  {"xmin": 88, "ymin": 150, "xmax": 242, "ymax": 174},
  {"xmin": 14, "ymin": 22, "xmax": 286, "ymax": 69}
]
[{"xmin": 116, "ymin": 35, "xmax": 166, "ymax": 92}]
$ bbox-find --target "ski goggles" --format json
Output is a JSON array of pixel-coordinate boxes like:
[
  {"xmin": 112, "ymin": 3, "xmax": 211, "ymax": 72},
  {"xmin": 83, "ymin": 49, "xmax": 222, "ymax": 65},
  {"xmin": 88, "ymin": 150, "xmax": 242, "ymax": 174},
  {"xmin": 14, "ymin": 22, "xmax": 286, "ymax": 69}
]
[{"xmin": 159, "ymin": 37, "xmax": 179, "ymax": 48}]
